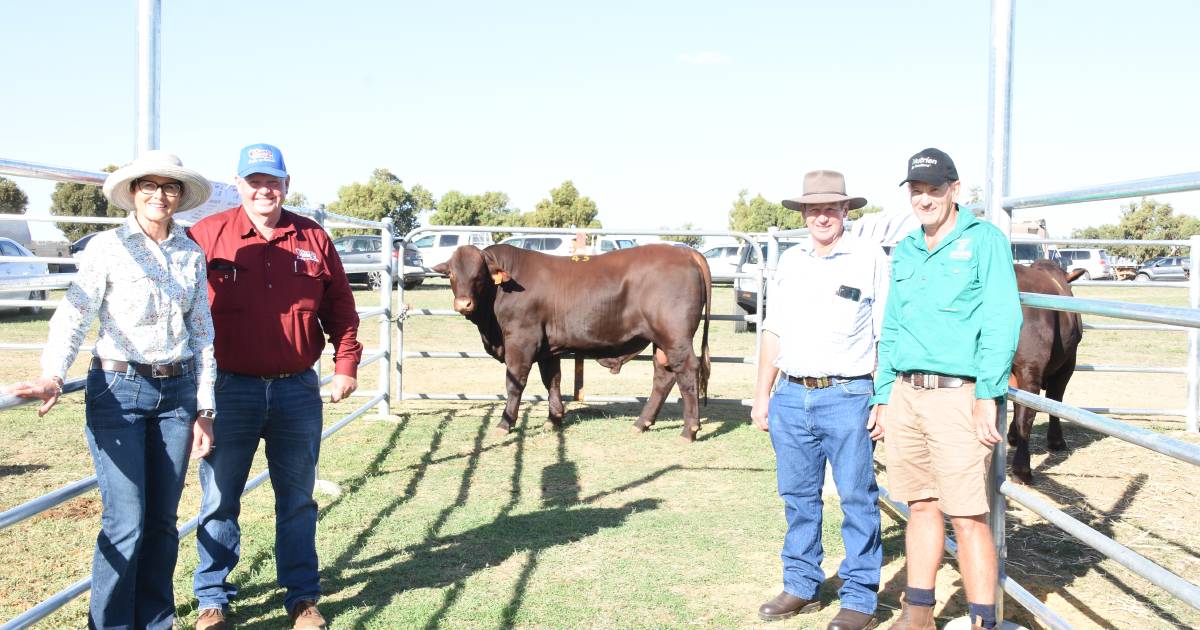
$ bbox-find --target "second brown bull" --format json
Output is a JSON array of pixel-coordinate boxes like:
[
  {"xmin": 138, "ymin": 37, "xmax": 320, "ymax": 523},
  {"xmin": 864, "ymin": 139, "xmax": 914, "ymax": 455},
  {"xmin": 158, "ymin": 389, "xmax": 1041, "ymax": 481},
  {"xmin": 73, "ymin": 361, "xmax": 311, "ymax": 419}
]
[
  {"xmin": 432, "ymin": 243, "xmax": 712, "ymax": 440},
  {"xmin": 1008, "ymin": 260, "xmax": 1086, "ymax": 484}
]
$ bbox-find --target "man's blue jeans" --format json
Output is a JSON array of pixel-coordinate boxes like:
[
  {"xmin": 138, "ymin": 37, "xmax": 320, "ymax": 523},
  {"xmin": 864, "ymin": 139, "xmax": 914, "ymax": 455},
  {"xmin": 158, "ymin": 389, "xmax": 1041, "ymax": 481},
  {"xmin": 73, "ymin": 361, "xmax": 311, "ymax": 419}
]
[
  {"xmin": 193, "ymin": 369, "xmax": 323, "ymax": 613},
  {"xmin": 768, "ymin": 376, "xmax": 882, "ymax": 615},
  {"xmin": 84, "ymin": 365, "xmax": 196, "ymax": 630}
]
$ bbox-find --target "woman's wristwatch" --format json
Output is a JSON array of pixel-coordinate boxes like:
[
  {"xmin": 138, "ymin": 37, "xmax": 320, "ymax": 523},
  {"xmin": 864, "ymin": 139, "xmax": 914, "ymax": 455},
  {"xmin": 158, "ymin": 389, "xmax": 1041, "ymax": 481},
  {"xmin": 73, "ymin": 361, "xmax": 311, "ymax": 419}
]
[{"xmin": 197, "ymin": 409, "xmax": 217, "ymax": 421}]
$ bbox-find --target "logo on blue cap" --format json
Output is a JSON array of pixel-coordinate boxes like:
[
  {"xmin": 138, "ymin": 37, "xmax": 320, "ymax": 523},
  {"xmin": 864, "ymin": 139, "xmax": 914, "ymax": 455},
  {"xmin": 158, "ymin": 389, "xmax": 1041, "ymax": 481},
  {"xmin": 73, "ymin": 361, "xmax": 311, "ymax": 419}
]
[{"xmin": 238, "ymin": 143, "xmax": 288, "ymax": 178}]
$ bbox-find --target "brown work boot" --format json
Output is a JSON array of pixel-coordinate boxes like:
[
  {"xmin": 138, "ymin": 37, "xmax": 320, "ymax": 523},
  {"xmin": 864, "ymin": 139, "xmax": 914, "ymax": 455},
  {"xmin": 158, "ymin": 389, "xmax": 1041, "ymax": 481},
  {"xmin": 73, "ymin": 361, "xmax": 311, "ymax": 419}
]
[
  {"xmin": 885, "ymin": 601, "xmax": 935, "ymax": 630},
  {"xmin": 827, "ymin": 608, "xmax": 880, "ymax": 630},
  {"xmin": 289, "ymin": 600, "xmax": 327, "ymax": 630},
  {"xmin": 758, "ymin": 590, "xmax": 821, "ymax": 621},
  {"xmin": 195, "ymin": 607, "xmax": 228, "ymax": 630}
]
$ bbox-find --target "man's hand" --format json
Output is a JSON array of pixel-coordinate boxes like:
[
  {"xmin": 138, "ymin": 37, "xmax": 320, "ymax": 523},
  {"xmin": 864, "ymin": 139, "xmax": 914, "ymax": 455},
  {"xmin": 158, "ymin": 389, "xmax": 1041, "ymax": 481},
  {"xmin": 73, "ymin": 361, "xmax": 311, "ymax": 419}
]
[
  {"xmin": 191, "ymin": 417, "xmax": 214, "ymax": 459},
  {"xmin": 867, "ymin": 404, "xmax": 887, "ymax": 440},
  {"xmin": 5, "ymin": 377, "xmax": 63, "ymax": 417},
  {"xmin": 973, "ymin": 397, "xmax": 1002, "ymax": 446},
  {"xmin": 329, "ymin": 374, "xmax": 358, "ymax": 402},
  {"xmin": 750, "ymin": 394, "xmax": 770, "ymax": 431}
]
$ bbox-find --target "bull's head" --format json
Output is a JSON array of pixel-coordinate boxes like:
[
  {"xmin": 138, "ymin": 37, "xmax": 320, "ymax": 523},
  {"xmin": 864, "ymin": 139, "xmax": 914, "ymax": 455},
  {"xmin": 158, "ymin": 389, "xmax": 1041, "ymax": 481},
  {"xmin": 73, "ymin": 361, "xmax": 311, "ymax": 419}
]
[{"xmin": 432, "ymin": 245, "xmax": 510, "ymax": 316}]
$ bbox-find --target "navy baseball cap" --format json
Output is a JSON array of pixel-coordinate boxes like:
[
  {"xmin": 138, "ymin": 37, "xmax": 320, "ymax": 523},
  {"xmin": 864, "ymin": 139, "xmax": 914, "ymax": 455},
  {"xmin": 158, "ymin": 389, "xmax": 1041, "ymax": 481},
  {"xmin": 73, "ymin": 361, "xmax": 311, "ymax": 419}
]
[
  {"xmin": 900, "ymin": 147, "xmax": 958, "ymax": 186},
  {"xmin": 237, "ymin": 143, "xmax": 288, "ymax": 178}
]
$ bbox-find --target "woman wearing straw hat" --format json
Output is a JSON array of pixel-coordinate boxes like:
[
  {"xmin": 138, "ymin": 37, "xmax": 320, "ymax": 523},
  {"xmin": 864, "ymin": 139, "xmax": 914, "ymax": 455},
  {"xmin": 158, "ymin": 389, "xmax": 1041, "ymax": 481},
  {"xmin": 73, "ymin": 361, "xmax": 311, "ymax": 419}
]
[{"xmin": 7, "ymin": 150, "xmax": 217, "ymax": 628}]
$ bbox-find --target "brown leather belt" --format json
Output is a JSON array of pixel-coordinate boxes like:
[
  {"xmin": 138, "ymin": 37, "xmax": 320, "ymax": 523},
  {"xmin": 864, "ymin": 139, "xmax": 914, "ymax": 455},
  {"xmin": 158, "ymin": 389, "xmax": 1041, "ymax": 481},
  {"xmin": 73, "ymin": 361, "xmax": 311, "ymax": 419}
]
[
  {"xmin": 91, "ymin": 357, "xmax": 190, "ymax": 379},
  {"xmin": 786, "ymin": 374, "xmax": 870, "ymax": 389},
  {"xmin": 899, "ymin": 372, "xmax": 974, "ymax": 390}
]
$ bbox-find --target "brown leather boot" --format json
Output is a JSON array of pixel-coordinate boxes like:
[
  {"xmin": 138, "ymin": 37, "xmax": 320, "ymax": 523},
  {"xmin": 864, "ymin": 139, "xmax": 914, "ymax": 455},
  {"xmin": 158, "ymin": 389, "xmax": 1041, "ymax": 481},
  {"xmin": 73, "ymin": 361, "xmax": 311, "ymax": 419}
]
[
  {"xmin": 758, "ymin": 590, "xmax": 821, "ymax": 621},
  {"xmin": 885, "ymin": 601, "xmax": 936, "ymax": 630},
  {"xmin": 195, "ymin": 608, "xmax": 229, "ymax": 630},
  {"xmin": 289, "ymin": 600, "xmax": 327, "ymax": 630}
]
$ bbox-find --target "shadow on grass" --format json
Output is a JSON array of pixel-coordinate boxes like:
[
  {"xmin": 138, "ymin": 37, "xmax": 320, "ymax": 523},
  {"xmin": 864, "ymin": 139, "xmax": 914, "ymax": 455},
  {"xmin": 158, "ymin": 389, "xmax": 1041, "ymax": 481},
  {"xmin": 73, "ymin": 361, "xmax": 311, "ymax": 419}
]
[
  {"xmin": 195, "ymin": 400, "xmax": 754, "ymax": 627},
  {"xmin": 0, "ymin": 463, "xmax": 50, "ymax": 477}
]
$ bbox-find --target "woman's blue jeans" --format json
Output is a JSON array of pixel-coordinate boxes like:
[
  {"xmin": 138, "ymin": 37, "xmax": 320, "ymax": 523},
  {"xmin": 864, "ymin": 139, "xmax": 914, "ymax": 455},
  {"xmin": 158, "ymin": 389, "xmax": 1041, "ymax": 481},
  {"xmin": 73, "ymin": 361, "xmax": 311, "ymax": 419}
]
[
  {"xmin": 193, "ymin": 369, "xmax": 323, "ymax": 614},
  {"xmin": 768, "ymin": 376, "xmax": 882, "ymax": 615},
  {"xmin": 84, "ymin": 365, "xmax": 197, "ymax": 630}
]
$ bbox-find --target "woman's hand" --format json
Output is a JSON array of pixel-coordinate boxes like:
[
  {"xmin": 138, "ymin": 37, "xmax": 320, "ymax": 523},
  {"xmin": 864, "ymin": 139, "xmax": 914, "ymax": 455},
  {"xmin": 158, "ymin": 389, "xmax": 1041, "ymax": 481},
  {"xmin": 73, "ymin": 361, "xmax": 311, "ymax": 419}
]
[
  {"xmin": 191, "ymin": 416, "xmax": 215, "ymax": 459},
  {"xmin": 5, "ymin": 377, "xmax": 63, "ymax": 417}
]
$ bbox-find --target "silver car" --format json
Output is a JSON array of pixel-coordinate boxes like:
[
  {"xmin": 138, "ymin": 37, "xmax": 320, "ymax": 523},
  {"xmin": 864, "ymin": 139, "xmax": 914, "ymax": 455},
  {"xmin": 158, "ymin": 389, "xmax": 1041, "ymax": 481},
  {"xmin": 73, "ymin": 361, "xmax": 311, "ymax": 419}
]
[
  {"xmin": 0, "ymin": 237, "xmax": 50, "ymax": 315},
  {"xmin": 333, "ymin": 235, "xmax": 425, "ymax": 290}
]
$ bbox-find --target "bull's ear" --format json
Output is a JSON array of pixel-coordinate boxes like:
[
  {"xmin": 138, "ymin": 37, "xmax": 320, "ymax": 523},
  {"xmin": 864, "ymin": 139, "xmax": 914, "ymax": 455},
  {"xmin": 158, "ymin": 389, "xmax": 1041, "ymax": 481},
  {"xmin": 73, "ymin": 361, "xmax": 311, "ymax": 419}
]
[
  {"xmin": 1066, "ymin": 269, "xmax": 1086, "ymax": 283},
  {"xmin": 432, "ymin": 262, "xmax": 449, "ymax": 276},
  {"xmin": 481, "ymin": 249, "xmax": 511, "ymax": 285}
]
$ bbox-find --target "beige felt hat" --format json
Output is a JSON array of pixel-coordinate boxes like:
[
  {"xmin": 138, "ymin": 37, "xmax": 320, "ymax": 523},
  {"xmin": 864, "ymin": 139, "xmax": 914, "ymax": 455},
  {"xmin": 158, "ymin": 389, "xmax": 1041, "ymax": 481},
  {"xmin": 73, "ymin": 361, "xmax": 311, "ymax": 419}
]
[
  {"xmin": 782, "ymin": 170, "xmax": 867, "ymax": 211},
  {"xmin": 102, "ymin": 150, "xmax": 213, "ymax": 213}
]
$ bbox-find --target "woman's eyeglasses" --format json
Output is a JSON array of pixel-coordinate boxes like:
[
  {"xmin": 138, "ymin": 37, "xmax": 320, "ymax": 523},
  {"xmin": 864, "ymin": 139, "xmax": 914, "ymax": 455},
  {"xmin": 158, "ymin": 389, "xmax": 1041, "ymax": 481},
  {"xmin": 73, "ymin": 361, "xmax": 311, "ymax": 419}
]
[{"xmin": 135, "ymin": 180, "xmax": 183, "ymax": 198}]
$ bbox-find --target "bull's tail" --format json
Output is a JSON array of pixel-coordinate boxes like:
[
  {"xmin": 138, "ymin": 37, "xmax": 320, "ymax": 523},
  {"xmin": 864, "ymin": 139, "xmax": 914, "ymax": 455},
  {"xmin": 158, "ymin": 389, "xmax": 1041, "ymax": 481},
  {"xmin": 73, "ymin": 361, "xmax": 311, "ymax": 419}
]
[{"xmin": 694, "ymin": 249, "xmax": 712, "ymax": 406}]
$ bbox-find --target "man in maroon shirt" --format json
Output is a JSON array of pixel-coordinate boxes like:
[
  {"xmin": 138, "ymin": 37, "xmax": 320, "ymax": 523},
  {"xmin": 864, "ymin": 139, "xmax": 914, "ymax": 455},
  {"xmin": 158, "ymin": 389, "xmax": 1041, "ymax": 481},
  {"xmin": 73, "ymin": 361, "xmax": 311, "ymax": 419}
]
[{"xmin": 189, "ymin": 143, "xmax": 361, "ymax": 630}]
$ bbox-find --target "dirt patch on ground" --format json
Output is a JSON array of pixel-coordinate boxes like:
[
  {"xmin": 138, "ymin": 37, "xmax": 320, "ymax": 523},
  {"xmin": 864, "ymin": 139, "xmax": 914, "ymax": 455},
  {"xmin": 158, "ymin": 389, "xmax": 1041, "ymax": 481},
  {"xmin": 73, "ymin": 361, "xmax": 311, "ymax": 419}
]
[{"xmin": 35, "ymin": 496, "xmax": 102, "ymax": 521}]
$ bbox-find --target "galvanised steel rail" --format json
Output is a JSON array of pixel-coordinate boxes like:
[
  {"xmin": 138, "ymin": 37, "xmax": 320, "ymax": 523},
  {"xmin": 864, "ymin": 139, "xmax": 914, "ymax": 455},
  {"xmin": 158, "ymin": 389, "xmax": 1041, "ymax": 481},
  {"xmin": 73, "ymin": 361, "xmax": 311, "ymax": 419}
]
[
  {"xmin": 1020, "ymin": 293, "xmax": 1200, "ymax": 329},
  {"xmin": 1000, "ymin": 482, "xmax": 1200, "ymax": 610},
  {"xmin": 1003, "ymin": 172, "xmax": 1200, "ymax": 210},
  {"xmin": 1007, "ymin": 389, "xmax": 1200, "ymax": 467}
]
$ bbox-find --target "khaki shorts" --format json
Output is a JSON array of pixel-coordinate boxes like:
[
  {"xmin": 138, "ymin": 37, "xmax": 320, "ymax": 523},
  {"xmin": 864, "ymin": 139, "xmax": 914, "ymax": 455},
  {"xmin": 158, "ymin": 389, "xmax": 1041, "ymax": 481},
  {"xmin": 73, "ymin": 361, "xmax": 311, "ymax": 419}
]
[{"xmin": 883, "ymin": 378, "xmax": 993, "ymax": 516}]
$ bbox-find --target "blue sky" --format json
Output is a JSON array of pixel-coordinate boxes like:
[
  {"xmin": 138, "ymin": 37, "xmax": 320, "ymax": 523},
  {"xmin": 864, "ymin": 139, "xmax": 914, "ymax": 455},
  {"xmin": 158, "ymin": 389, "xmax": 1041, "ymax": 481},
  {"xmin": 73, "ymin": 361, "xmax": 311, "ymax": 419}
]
[{"xmin": 3, "ymin": 0, "xmax": 1198, "ymax": 241}]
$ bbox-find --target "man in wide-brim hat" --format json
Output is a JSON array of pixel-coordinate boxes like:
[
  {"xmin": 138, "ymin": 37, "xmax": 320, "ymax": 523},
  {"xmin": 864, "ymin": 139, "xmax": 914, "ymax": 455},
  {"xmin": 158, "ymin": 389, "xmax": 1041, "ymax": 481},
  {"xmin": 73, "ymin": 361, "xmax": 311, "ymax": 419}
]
[{"xmin": 752, "ymin": 170, "xmax": 888, "ymax": 630}]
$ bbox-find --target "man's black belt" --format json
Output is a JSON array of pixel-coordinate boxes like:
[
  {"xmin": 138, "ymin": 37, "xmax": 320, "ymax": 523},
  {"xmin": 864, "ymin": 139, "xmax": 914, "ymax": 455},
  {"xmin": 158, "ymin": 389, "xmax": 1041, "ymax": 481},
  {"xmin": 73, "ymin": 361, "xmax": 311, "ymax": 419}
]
[
  {"xmin": 786, "ymin": 374, "xmax": 870, "ymax": 389},
  {"xmin": 91, "ymin": 357, "xmax": 190, "ymax": 379},
  {"xmin": 899, "ymin": 372, "xmax": 974, "ymax": 390}
]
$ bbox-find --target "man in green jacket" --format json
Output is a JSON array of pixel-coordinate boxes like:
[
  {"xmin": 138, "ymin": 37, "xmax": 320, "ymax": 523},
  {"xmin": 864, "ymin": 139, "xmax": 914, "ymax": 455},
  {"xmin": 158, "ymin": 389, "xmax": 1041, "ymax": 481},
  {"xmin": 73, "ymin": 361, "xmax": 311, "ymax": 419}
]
[{"xmin": 869, "ymin": 148, "xmax": 1022, "ymax": 630}]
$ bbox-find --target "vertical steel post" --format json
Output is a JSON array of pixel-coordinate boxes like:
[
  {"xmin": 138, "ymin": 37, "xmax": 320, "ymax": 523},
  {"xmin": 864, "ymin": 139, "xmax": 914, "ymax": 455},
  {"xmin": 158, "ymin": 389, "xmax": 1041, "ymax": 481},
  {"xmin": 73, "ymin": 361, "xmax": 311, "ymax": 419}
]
[
  {"xmin": 135, "ymin": 0, "xmax": 161, "ymax": 155},
  {"xmin": 986, "ymin": 0, "xmax": 1017, "ymax": 623},
  {"xmin": 378, "ymin": 219, "xmax": 394, "ymax": 416},
  {"xmin": 756, "ymin": 227, "xmax": 779, "ymax": 364},
  {"xmin": 1187, "ymin": 235, "xmax": 1200, "ymax": 433},
  {"xmin": 395, "ymin": 240, "xmax": 407, "ymax": 405}
]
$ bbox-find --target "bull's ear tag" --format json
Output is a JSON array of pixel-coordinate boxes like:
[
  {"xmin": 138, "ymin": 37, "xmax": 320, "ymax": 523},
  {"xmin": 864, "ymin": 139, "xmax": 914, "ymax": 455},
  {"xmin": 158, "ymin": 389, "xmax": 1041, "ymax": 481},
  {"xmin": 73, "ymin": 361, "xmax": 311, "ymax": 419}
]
[{"xmin": 492, "ymin": 271, "xmax": 510, "ymax": 285}]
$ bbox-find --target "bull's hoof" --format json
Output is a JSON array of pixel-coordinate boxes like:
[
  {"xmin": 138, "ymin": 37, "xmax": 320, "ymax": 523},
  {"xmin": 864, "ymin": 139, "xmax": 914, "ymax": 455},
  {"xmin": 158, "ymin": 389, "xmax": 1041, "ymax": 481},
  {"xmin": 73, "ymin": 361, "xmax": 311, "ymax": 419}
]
[
  {"xmin": 544, "ymin": 420, "xmax": 563, "ymax": 431},
  {"xmin": 678, "ymin": 433, "xmax": 696, "ymax": 444},
  {"xmin": 1011, "ymin": 468, "xmax": 1033, "ymax": 485},
  {"xmin": 493, "ymin": 421, "xmax": 512, "ymax": 434},
  {"xmin": 631, "ymin": 423, "xmax": 648, "ymax": 434},
  {"xmin": 1048, "ymin": 438, "xmax": 1067, "ymax": 452}
]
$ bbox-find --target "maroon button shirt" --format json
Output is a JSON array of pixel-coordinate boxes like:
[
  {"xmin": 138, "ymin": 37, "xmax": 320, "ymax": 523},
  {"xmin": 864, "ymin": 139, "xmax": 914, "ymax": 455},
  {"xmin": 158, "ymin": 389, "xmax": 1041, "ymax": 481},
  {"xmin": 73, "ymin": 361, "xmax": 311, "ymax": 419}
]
[{"xmin": 188, "ymin": 207, "xmax": 362, "ymax": 378}]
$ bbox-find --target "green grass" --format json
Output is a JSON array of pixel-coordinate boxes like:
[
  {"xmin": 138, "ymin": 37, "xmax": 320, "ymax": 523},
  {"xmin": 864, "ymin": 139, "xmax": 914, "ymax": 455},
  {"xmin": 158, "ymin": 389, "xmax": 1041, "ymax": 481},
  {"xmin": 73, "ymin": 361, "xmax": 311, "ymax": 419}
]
[{"xmin": 0, "ymin": 281, "xmax": 1197, "ymax": 627}]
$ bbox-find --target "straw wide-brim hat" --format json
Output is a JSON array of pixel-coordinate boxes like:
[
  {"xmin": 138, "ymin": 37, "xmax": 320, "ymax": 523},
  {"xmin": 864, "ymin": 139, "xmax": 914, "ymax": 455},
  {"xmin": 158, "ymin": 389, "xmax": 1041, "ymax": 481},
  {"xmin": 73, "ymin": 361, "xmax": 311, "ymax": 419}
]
[
  {"xmin": 102, "ymin": 150, "xmax": 213, "ymax": 213},
  {"xmin": 781, "ymin": 169, "xmax": 867, "ymax": 211}
]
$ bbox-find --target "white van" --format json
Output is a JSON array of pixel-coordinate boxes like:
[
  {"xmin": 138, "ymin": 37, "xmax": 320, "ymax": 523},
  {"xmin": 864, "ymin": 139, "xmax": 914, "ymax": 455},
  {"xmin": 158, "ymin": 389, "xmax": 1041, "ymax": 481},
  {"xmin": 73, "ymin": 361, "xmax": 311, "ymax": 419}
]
[
  {"xmin": 1057, "ymin": 248, "xmax": 1112, "ymax": 280},
  {"xmin": 412, "ymin": 231, "xmax": 493, "ymax": 268},
  {"xmin": 498, "ymin": 235, "xmax": 637, "ymax": 256}
]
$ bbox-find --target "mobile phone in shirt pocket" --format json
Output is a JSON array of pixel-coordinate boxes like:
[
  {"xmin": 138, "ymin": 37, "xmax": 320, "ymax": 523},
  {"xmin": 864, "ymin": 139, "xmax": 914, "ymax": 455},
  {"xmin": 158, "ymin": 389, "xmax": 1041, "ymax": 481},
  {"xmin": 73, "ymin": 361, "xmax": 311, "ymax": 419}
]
[{"xmin": 207, "ymin": 259, "xmax": 242, "ymax": 284}]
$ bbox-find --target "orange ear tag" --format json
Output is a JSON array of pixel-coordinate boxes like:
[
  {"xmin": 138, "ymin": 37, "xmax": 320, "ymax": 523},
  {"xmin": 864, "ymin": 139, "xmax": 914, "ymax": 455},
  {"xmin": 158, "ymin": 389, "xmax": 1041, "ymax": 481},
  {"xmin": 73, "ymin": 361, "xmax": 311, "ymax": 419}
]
[{"xmin": 492, "ymin": 271, "xmax": 509, "ymax": 285}]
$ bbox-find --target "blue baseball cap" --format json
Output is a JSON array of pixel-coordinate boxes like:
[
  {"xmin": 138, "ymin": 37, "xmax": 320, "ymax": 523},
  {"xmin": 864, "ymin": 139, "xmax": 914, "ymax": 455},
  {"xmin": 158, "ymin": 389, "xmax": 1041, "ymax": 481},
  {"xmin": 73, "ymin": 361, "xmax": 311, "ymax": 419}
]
[{"xmin": 237, "ymin": 143, "xmax": 288, "ymax": 178}]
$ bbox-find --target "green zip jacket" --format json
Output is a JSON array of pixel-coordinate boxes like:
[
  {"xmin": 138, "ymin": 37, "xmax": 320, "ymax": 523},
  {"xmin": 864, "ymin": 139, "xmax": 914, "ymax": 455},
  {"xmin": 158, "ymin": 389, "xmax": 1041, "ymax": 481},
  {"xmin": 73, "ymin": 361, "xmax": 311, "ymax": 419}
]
[{"xmin": 871, "ymin": 208, "xmax": 1022, "ymax": 405}]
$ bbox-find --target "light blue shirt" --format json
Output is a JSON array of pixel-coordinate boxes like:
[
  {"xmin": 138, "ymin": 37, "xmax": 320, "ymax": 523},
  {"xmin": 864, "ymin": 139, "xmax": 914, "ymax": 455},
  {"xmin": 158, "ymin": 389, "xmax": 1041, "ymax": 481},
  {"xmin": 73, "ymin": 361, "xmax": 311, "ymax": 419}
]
[{"xmin": 762, "ymin": 233, "xmax": 890, "ymax": 378}]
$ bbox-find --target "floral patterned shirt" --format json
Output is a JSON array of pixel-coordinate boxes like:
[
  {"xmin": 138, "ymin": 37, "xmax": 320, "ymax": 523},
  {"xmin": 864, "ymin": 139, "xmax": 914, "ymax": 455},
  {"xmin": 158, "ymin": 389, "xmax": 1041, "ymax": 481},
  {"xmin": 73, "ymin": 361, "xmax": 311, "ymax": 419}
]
[{"xmin": 41, "ymin": 214, "xmax": 217, "ymax": 409}]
